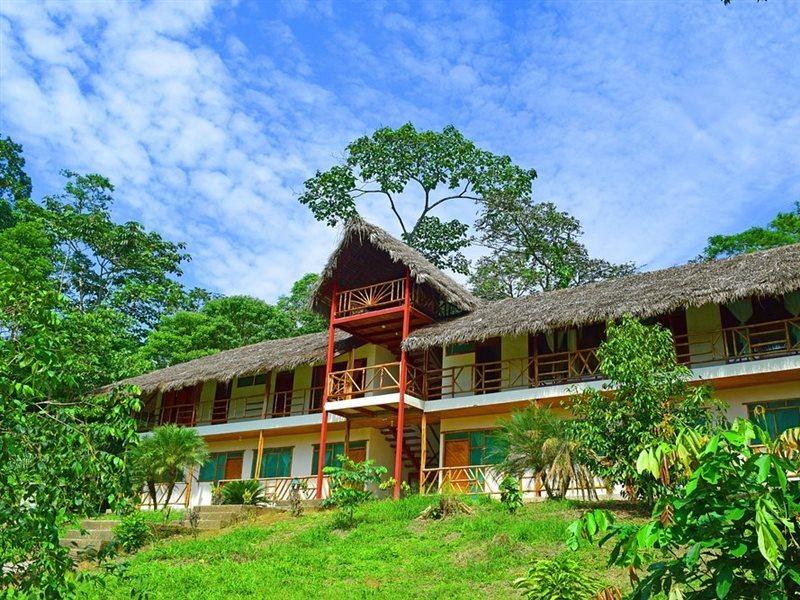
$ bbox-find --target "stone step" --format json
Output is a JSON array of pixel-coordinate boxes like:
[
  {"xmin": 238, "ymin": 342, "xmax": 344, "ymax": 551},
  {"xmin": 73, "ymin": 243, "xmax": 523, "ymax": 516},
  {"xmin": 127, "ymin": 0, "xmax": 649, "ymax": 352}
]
[
  {"xmin": 62, "ymin": 529, "xmax": 116, "ymax": 542},
  {"xmin": 80, "ymin": 519, "xmax": 117, "ymax": 531},
  {"xmin": 196, "ymin": 505, "xmax": 245, "ymax": 514}
]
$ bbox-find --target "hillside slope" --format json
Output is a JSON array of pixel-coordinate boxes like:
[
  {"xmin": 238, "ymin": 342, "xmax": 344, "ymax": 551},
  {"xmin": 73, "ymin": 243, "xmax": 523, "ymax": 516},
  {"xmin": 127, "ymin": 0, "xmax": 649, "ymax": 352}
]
[{"xmin": 80, "ymin": 496, "xmax": 638, "ymax": 599}]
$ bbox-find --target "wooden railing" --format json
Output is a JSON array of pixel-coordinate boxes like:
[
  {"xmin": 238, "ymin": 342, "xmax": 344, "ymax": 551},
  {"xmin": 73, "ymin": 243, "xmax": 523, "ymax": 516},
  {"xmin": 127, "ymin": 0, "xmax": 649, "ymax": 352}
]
[
  {"xmin": 333, "ymin": 278, "xmax": 438, "ymax": 319},
  {"xmin": 217, "ymin": 476, "xmax": 328, "ymax": 501},
  {"xmin": 419, "ymin": 465, "xmax": 607, "ymax": 498},
  {"xmin": 327, "ymin": 362, "xmax": 423, "ymax": 401},
  {"xmin": 139, "ymin": 482, "xmax": 189, "ymax": 508}
]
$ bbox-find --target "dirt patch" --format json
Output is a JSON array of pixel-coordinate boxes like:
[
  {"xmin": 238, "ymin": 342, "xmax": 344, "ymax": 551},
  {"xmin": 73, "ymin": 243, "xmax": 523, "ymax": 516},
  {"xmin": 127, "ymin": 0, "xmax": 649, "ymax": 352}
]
[
  {"xmin": 450, "ymin": 544, "xmax": 487, "ymax": 567},
  {"xmin": 443, "ymin": 532, "xmax": 461, "ymax": 543},
  {"xmin": 406, "ymin": 520, "xmax": 428, "ymax": 535}
]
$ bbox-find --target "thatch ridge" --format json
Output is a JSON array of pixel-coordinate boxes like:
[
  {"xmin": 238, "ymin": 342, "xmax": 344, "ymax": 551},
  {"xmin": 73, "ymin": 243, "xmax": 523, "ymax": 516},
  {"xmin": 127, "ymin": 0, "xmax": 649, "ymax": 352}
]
[
  {"xmin": 311, "ymin": 218, "xmax": 480, "ymax": 313},
  {"xmin": 115, "ymin": 330, "xmax": 360, "ymax": 394},
  {"xmin": 403, "ymin": 243, "xmax": 800, "ymax": 351}
]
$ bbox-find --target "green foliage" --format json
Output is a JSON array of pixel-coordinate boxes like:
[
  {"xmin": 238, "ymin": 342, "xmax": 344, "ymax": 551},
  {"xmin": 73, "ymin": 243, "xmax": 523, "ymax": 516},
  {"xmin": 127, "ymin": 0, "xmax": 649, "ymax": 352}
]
[
  {"xmin": 129, "ymin": 425, "xmax": 209, "ymax": 510},
  {"xmin": 322, "ymin": 455, "xmax": 388, "ymax": 527},
  {"xmin": 0, "ymin": 248, "xmax": 142, "ymax": 595},
  {"xmin": 470, "ymin": 194, "xmax": 636, "ymax": 299},
  {"xmin": 140, "ymin": 274, "xmax": 326, "ymax": 368},
  {"xmin": 221, "ymin": 480, "xmax": 266, "ymax": 505},
  {"xmin": 495, "ymin": 405, "xmax": 597, "ymax": 499},
  {"xmin": 299, "ymin": 123, "xmax": 536, "ymax": 273},
  {"xmin": 499, "ymin": 475, "xmax": 523, "ymax": 514},
  {"xmin": 569, "ymin": 315, "xmax": 723, "ymax": 502},
  {"xmin": 0, "ymin": 135, "xmax": 31, "ymax": 229},
  {"xmin": 701, "ymin": 201, "xmax": 800, "ymax": 260},
  {"xmin": 114, "ymin": 512, "xmax": 152, "ymax": 553},
  {"xmin": 568, "ymin": 419, "xmax": 800, "ymax": 600},
  {"xmin": 513, "ymin": 554, "xmax": 596, "ymax": 600}
]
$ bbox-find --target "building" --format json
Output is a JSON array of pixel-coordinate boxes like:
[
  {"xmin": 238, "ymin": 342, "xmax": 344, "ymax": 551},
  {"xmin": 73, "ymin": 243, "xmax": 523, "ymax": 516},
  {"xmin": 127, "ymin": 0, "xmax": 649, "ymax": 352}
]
[{"xmin": 122, "ymin": 219, "xmax": 800, "ymax": 507}]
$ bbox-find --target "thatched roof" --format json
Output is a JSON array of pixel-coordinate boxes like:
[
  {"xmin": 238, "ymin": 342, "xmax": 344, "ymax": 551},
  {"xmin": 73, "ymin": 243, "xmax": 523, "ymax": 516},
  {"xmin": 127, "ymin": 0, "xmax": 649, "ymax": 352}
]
[
  {"xmin": 403, "ymin": 243, "xmax": 800, "ymax": 351},
  {"xmin": 116, "ymin": 331, "xmax": 360, "ymax": 394},
  {"xmin": 311, "ymin": 218, "xmax": 480, "ymax": 314}
]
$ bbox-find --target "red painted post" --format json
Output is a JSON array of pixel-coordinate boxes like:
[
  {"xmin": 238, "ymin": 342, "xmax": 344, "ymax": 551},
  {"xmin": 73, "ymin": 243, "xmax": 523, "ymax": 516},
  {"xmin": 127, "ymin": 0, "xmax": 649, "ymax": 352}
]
[
  {"xmin": 315, "ymin": 283, "xmax": 338, "ymax": 500},
  {"xmin": 393, "ymin": 271, "xmax": 413, "ymax": 499}
]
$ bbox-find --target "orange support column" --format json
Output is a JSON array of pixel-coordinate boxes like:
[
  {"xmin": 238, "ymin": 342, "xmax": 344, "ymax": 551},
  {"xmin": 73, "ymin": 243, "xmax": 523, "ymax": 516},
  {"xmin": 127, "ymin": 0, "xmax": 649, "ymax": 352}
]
[
  {"xmin": 315, "ymin": 283, "xmax": 338, "ymax": 500},
  {"xmin": 393, "ymin": 270, "xmax": 413, "ymax": 499}
]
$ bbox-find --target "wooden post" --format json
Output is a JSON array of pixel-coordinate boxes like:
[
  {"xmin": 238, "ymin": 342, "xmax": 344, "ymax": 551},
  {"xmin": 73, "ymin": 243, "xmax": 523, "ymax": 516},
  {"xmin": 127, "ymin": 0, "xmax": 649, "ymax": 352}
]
[
  {"xmin": 184, "ymin": 466, "xmax": 193, "ymax": 508},
  {"xmin": 343, "ymin": 418, "xmax": 351, "ymax": 458},
  {"xmin": 418, "ymin": 411, "xmax": 427, "ymax": 492},
  {"xmin": 260, "ymin": 371, "xmax": 272, "ymax": 419},
  {"xmin": 315, "ymin": 283, "xmax": 338, "ymax": 500},
  {"xmin": 255, "ymin": 430, "xmax": 265, "ymax": 480},
  {"xmin": 393, "ymin": 270, "xmax": 412, "ymax": 499}
]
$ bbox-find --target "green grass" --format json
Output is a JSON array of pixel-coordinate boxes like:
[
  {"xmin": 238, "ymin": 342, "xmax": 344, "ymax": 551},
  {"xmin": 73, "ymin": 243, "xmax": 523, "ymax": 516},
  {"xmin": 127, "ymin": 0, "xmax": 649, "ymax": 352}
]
[{"xmin": 78, "ymin": 496, "xmax": 641, "ymax": 599}]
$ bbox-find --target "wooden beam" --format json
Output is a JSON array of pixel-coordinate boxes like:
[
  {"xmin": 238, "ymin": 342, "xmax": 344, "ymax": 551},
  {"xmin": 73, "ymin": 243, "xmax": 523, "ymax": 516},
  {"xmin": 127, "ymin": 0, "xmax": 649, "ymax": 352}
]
[
  {"xmin": 419, "ymin": 412, "xmax": 427, "ymax": 490},
  {"xmin": 344, "ymin": 418, "xmax": 351, "ymax": 458},
  {"xmin": 260, "ymin": 370, "xmax": 272, "ymax": 419},
  {"xmin": 315, "ymin": 283, "xmax": 338, "ymax": 500},
  {"xmin": 393, "ymin": 269, "xmax": 413, "ymax": 500},
  {"xmin": 254, "ymin": 429, "xmax": 265, "ymax": 480}
]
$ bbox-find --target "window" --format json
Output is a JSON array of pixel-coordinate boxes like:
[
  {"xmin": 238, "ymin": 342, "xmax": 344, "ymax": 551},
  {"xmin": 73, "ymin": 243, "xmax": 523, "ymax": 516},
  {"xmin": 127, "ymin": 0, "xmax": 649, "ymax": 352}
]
[
  {"xmin": 445, "ymin": 430, "xmax": 503, "ymax": 465},
  {"xmin": 311, "ymin": 440, "xmax": 367, "ymax": 475},
  {"xmin": 251, "ymin": 447, "xmax": 293, "ymax": 478},
  {"xmin": 445, "ymin": 342, "xmax": 474, "ymax": 356},
  {"xmin": 198, "ymin": 451, "xmax": 243, "ymax": 482},
  {"xmin": 747, "ymin": 399, "xmax": 800, "ymax": 439},
  {"xmin": 236, "ymin": 373, "xmax": 267, "ymax": 388}
]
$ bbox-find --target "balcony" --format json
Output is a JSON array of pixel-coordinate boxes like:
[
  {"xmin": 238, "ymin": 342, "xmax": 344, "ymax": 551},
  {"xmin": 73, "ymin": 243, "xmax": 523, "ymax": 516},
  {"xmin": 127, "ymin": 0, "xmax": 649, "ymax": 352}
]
[{"xmin": 334, "ymin": 277, "xmax": 437, "ymax": 320}]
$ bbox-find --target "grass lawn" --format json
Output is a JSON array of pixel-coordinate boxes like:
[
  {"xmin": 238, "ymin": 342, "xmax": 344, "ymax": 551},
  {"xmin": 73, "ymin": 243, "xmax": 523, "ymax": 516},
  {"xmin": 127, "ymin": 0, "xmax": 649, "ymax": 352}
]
[{"xmin": 79, "ymin": 496, "xmax": 644, "ymax": 599}]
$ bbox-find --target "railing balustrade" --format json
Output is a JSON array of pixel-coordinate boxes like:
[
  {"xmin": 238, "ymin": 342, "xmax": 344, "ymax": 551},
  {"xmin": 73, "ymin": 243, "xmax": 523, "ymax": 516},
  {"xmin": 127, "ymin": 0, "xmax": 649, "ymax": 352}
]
[
  {"xmin": 333, "ymin": 278, "xmax": 438, "ymax": 319},
  {"xmin": 147, "ymin": 317, "xmax": 799, "ymax": 430},
  {"xmin": 216, "ymin": 476, "xmax": 328, "ymax": 501}
]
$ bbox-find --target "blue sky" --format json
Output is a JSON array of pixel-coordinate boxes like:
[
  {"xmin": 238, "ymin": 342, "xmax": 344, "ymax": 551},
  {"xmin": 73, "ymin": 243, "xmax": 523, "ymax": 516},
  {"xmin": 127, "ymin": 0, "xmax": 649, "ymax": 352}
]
[{"xmin": 2, "ymin": 0, "xmax": 799, "ymax": 300}]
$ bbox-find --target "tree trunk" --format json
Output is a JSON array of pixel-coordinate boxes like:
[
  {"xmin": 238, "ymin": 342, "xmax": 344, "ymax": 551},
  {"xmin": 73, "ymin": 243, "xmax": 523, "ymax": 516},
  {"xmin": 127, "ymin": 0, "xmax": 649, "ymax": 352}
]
[{"xmin": 147, "ymin": 480, "xmax": 159, "ymax": 510}]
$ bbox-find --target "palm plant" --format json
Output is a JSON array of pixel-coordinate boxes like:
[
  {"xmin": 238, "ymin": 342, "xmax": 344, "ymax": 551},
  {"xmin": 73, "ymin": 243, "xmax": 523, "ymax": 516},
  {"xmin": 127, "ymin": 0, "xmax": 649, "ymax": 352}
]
[
  {"xmin": 130, "ymin": 425, "xmax": 209, "ymax": 509},
  {"xmin": 494, "ymin": 405, "xmax": 597, "ymax": 500}
]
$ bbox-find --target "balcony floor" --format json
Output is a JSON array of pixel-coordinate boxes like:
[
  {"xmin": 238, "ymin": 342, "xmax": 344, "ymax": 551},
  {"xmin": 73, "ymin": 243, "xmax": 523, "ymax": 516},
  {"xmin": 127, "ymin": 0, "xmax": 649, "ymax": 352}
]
[{"xmin": 325, "ymin": 392, "xmax": 425, "ymax": 418}]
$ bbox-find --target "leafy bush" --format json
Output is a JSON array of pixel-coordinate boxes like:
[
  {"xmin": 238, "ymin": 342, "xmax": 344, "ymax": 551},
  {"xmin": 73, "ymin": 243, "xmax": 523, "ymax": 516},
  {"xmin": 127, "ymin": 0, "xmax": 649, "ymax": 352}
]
[
  {"xmin": 221, "ymin": 479, "xmax": 265, "ymax": 505},
  {"xmin": 569, "ymin": 315, "xmax": 724, "ymax": 502},
  {"xmin": 513, "ymin": 554, "xmax": 596, "ymax": 599},
  {"xmin": 323, "ymin": 455, "xmax": 387, "ymax": 527},
  {"xmin": 568, "ymin": 419, "xmax": 800, "ymax": 599},
  {"xmin": 113, "ymin": 512, "xmax": 152, "ymax": 553},
  {"xmin": 499, "ymin": 475, "xmax": 523, "ymax": 513}
]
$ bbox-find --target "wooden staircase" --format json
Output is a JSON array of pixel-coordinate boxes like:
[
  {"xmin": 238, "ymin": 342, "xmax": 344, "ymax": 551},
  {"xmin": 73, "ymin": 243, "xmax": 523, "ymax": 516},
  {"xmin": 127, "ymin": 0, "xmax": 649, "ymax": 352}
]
[{"xmin": 379, "ymin": 423, "xmax": 440, "ymax": 473}]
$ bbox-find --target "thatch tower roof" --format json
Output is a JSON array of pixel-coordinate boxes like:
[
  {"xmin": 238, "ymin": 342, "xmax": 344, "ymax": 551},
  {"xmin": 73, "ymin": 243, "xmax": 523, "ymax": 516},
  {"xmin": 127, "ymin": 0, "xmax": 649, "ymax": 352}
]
[
  {"xmin": 116, "ymin": 331, "xmax": 360, "ymax": 394},
  {"xmin": 403, "ymin": 243, "xmax": 800, "ymax": 351},
  {"xmin": 311, "ymin": 218, "xmax": 480, "ymax": 314}
]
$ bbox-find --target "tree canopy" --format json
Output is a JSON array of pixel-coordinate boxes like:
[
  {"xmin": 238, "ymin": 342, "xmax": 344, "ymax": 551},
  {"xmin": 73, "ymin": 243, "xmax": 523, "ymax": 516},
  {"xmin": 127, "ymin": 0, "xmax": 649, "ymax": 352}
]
[
  {"xmin": 470, "ymin": 194, "xmax": 636, "ymax": 300},
  {"xmin": 0, "ymin": 136, "xmax": 31, "ymax": 229},
  {"xmin": 701, "ymin": 201, "xmax": 800, "ymax": 260},
  {"xmin": 299, "ymin": 123, "xmax": 537, "ymax": 274},
  {"xmin": 140, "ymin": 274, "xmax": 326, "ymax": 369}
]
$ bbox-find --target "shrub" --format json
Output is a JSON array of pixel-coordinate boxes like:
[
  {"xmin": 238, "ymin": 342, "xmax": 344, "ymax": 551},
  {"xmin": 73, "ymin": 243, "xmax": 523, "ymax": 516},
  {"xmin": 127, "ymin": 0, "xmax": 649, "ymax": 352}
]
[
  {"xmin": 513, "ymin": 554, "xmax": 596, "ymax": 599},
  {"xmin": 499, "ymin": 474, "xmax": 523, "ymax": 514},
  {"xmin": 323, "ymin": 455, "xmax": 387, "ymax": 528},
  {"xmin": 221, "ymin": 480, "xmax": 265, "ymax": 505},
  {"xmin": 113, "ymin": 512, "xmax": 152, "ymax": 553},
  {"xmin": 568, "ymin": 419, "xmax": 800, "ymax": 599}
]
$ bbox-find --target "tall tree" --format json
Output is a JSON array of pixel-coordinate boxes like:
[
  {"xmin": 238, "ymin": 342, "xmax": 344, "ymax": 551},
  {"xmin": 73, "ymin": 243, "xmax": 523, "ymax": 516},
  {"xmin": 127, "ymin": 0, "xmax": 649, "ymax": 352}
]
[
  {"xmin": 299, "ymin": 123, "xmax": 537, "ymax": 274},
  {"xmin": 470, "ymin": 194, "xmax": 636, "ymax": 300},
  {"xmin": 0, "ymin": 135, "xmax": 32, "ymax": 229},
  {"xmin": 0, "ymin": 222, "xmax": 142, "ymax": 595},
  {"xmin": 700, "ymin": 201, "xmax": 800, "ymax": 260},
  {"xmin": 140, "ymin": 275, "xmax": 325, "ymax": 369},
  {"xmin": 275, "ymin": 272, "xmax": 327, "ymax": 334},
  {"xmin": 18, "ymin": 171, "xmax": 198, "ymax": 334}
]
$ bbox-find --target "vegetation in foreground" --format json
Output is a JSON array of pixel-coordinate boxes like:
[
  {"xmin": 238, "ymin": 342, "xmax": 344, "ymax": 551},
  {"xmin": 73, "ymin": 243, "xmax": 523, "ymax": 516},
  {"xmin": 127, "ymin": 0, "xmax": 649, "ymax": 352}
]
[{"xmin": 77, "ymin": 496, "xmax": 642, "ymax": 600}]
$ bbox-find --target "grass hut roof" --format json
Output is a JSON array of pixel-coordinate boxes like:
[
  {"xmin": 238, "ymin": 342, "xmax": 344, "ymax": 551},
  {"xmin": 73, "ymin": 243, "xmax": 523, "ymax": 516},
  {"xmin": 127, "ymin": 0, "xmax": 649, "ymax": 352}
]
[
  {"xmin": 115, "ymin": 331, "xmax": 360, "ymax": 394},
  {"xmin": 403, "ymin": 243, "xmax": 800, "ymax": 351},
  {"xmin": 311, "ymin": 218, "xmax": 480, "ymax": 314}
]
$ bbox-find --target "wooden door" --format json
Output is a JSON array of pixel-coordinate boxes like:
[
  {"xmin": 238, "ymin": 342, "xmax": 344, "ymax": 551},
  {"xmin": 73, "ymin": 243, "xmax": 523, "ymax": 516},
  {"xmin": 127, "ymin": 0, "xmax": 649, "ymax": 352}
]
[
  {"xmin": 475, "ymin": 338, "xmax": 502, "ymax": 394},
  {"xmin": 347, "ymin": 446, "xmax": 366, "ymax": 463},
  {"xmin": 223, "ymin": 454, "xmax": 243, "ymax": 480},
  {"xmin": 211, "ymin": 381, "xmax": 231, "ymax": 424},
  {"xmin": 273, "ymin": 371, "xmax": 294, "ymax": 417},
  {"xmin": 443, "ymin": 438, "xmax": 471, "ymax": 492},
  {"xmin": 310, "ymin": 361, "xmax": 347, "ymax": 411}
]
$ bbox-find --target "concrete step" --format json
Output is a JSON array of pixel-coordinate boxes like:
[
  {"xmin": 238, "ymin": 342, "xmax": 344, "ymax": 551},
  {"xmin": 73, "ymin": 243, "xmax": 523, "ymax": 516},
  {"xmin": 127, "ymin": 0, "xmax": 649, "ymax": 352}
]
[
  {"xmin": 80, "ymin": 519, "xmax": 117, "ymax": 531},
  {"xmin": 62, "ymin": 529, "xmax": 115, "ymax": 542},
  {"xmin": 196, "ymin": 505, "xmax": 246, "ymax": 514}
]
